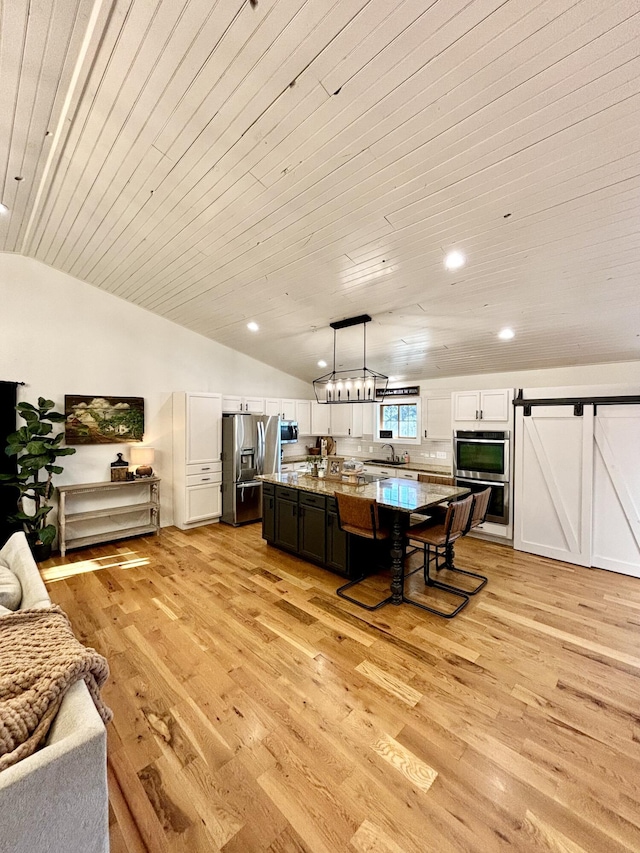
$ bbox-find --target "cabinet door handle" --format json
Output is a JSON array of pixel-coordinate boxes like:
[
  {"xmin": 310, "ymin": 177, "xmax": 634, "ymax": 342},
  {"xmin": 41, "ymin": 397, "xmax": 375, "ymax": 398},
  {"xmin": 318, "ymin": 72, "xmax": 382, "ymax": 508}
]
[
  {"xmin": 424, "ymin": 429, "xmax": 427, "ymax": 438},
  {"xmin": 201, "ymin": 477, "xmax": 210, "ymax": 481},
  {"xmin": 293, "ymin": 505, "xmax": 297, "ymax": 516},
  {"xmin": 201, "ymin": 467, "xmax": 211, "ymax": 471},
  {"xmin": 480, "ymin": 409, "xmax": 483, "ymax": 419},
  {"xmin": 475, "ymin": 410, "xmax": 479, "ymax": 420}
]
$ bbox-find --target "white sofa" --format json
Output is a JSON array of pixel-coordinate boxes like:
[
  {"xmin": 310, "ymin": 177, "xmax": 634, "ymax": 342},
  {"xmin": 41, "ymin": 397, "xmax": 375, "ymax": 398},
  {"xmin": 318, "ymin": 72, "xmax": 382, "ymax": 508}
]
[{"xmin": 0, "ymin": 532, "xmax": 109, "ymax": 853}]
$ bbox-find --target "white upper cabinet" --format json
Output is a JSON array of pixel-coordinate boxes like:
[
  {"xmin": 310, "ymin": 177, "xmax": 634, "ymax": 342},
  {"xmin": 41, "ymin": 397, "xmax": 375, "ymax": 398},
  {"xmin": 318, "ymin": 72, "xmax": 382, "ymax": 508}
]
[
  {"xmin": 244, "ymin": 397, "xmax": 265, "ymax": 414},
  {"xmin": 361, "ymin": 402, "xmax": 375, "ymax": 436},
  {"xmin": 186, "ymin": 393, "xmax": 222, "ymax": 463},
  {"xmin": 421, "ymin": 393, "xmax": 451, "ymax": 440},
  {"xmin": 281, "ymin": 399, "xmax": 297, "ymax": 420},
  {"xmin": 265, "ymin": 398, "xmax": 281, "ymax": 416},
  {"xmin": 222, "ymin": 395, "xmax": 243, "ymax": 413},
  {"xmin": 330, "ymin": 404, "xmax": 363, "ymax": 437},
  {"xmin": 264, "ymin": 398, "xmax": 297, "ymax": 419},
  {"xmin": 453, "ymin": 389, "xmax": 512, "ymax": 423},
  {"xmin": 295, "ymin": 400, "xmax": 312, "ymax": 435},
  {"xmin": 311, "ymin": 402, "xmax": 330, "ymax": 435},
  {"xmin": 222, "ymin": 395, "xmax": 264, "ymax": 413}
]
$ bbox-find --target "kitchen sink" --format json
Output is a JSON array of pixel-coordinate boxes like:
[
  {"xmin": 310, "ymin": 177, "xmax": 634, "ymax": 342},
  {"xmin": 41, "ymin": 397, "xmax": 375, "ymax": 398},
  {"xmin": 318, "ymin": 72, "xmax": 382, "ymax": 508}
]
[{"xmin": 365, "ymin": 458, "xmax": 406, "ymax": 466}]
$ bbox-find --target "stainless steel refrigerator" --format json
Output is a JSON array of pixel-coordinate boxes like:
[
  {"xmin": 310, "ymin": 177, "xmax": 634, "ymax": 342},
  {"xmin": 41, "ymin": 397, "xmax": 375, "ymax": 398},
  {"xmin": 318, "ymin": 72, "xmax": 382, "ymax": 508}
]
[{"xmin": 221, "ymin": 413, "xmax": 280, "ymax": 525}]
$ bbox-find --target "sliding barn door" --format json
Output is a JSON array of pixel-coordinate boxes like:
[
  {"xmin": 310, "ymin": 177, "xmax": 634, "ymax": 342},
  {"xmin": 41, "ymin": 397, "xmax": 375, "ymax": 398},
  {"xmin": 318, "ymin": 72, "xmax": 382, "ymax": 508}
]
[
  {"xmin": 592, "ymin": 405, "xmax": 640, "ymax": 578},
  {"xmin": 514, "ymin": 405, "xmax": 593, "ymax": 566}
]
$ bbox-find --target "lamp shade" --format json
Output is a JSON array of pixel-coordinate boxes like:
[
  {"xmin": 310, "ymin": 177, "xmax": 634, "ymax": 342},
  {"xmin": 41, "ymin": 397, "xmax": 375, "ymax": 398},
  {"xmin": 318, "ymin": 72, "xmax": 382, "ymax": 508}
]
[{"xmin": 130, "ymin": 446, "xmax": 155, "ymax": 467}]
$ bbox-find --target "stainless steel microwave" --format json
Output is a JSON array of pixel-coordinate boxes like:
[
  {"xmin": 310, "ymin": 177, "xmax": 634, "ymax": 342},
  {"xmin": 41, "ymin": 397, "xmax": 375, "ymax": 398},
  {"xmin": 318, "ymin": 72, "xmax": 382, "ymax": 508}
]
[{"xmin": 280, "ymin": 420, "xmax": 299, "ymax": 444}]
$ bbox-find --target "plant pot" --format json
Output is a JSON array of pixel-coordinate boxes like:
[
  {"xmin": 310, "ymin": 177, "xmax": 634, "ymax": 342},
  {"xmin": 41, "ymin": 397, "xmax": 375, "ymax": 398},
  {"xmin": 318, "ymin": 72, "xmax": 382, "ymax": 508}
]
[{"xmin": 27, "ymin": 538, "xmax": 52, "ymax": 562}]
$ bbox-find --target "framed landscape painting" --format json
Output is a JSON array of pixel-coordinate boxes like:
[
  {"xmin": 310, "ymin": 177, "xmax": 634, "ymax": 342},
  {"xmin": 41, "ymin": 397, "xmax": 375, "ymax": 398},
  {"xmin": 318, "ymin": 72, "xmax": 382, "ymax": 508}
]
[{"xmin": 65, "ymin": 395, "xmax": 145, "ymax": 445}]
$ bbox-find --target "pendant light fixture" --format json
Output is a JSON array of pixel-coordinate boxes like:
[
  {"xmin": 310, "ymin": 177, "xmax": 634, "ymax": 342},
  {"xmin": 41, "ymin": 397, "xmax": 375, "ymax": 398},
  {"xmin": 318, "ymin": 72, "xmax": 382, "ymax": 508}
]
[{"xmin": 313, "ymin": 314, "xmax": 388, "ymax": 404}]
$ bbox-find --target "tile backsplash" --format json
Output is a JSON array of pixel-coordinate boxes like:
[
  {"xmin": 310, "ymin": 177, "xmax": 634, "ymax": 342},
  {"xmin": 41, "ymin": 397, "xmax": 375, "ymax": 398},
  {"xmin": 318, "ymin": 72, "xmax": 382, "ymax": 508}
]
[{"xmin": 285, "ymin": 435, "xmax": 452, "ymax": 470}]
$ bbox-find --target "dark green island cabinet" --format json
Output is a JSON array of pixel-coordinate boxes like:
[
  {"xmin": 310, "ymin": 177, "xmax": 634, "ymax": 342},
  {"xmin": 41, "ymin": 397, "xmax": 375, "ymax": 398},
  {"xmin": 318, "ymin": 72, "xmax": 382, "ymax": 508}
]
[{"xmin": 262, "ymin": 482, "xmax": 355, "ymax": 577}]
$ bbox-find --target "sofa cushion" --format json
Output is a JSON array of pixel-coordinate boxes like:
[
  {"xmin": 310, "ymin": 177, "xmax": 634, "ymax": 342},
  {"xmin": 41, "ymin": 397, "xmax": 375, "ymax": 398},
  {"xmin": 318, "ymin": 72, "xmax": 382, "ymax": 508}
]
[{"xmin": 0, "ymin": 566, "xmax": 22, "ymax": 610}]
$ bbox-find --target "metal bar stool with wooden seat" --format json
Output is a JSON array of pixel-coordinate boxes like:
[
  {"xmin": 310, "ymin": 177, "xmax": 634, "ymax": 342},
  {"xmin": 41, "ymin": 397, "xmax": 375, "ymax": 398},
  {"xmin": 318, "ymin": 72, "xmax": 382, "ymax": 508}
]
[
  {"xmin": 334, "ymin": 492, "xmax": 393, "ymax": 611},
  {"xmin": 403, "ymin": 494, "xmax": 473, "ymax": 618}
]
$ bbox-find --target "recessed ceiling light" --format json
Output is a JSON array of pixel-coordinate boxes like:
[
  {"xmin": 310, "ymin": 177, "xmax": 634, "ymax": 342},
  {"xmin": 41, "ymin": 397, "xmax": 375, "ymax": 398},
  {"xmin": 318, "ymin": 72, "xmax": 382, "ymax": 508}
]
[
  {"xmin": 0, "ymin": 203, "xmax": 8, "ymax": 214},
  {"xmin": 444, "ymin": 250, "xmax": 465, "ymax": 270},
  {"xmin": 247, "ymin": 321, "xmax": 259, "ymax": 332},
  {"xmin": 317, "ymin": 360, "xmax": 327, "ymax": 368},
  {"xmin": 498, "ymin": 328, "xmax": 515, "ymax": 340}
]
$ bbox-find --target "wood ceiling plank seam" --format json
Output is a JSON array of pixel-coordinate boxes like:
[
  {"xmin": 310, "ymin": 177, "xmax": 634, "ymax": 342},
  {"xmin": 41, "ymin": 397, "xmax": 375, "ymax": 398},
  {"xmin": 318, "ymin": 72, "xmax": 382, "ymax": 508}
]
[
  {"xmin": 160, "ymin": 151, "xmax": 640, "ymax": 302},
  {"xmin": 148, "ymin": 0, "xmax": 250, "ymax": 157},
  {"xmin": 114, "ymin": 32, "xmax": 624, "ymax": 286},
  {"xmin": 116, "ymin": 245, "xmax": 209, "ymax": 308},
  {"xmin": 30, "ymin": 0, "xmax": 137, "ymax": 260},
  {"xmin": 238, "ymin": 0, "xmax": 636, "ymax": 243},
  {"xmin": 4, "ymin": 0, "xmax": 83, "ymax": 251},
  {"xmin": 77, "ymin": 0, "xmax": 510, "ymax": 288},
  {"xmin": 81, "ymin": 0, "xmax": 356, "ymax": 290},
  {"xmin": 113, "ymin": 171, "xmax": 265, "ymax": 302},
  {"xmin": 75, "ymin": 71, "xmax": 328, "ymax": 286},
  {"xmin": 36, "ymin": 0, "xmax": 165, "ymax": 265},
  {"xmin": 150, "ymin": 124, "xmax": 636, "ymax": 300},
  {"xmin": 0, "ymin": 0, "xmax": 30, "ymax": 230},
  {"xmin": 343, "ymin": 149, "xmax": 640, "ymax": 265},
  {"xmin": 47, "ymin": 0, "xmax": 187, "ymax": 270},
  {"xmin": 152, "ymin": 0, "xmax": 291, "ymax": 158},
  {"xmin": 136, "ymin": 180, "xmax": 636, "ymax": 320},
  {"xmin": 56, "ymin": 0, "xmax": 201, "ymax": 273},
  {"xmin": 384, "ymin": 132, "xmax": 640, "ymax": 236},
  {"xmin": 88, "ymin": 0, "xmax": 376, "ymax": 290},
  {"xmin": 63, "ymin": 0, "xmax": 250, "ymax": 275},
  {"xmin": 81, "ymin": 76, "xmax": 326, "ymax": 288},
  {"xmin": 252, "ymin": 1, "xmax": 516, "ymax": 190},
  {"xmin": 223, "ymin": 87, "xmax": 640, "ymax": 264},
  {"xmin": 257, "ymin": 0, "xmax": 539, "ymax": 187},
  {"xmin": 159, "ymin": 212, "xmax": 640, "ymax": 326},
  {"xmin": 365, "ymin": 3, "xmax": 640, "ymax": 167}
]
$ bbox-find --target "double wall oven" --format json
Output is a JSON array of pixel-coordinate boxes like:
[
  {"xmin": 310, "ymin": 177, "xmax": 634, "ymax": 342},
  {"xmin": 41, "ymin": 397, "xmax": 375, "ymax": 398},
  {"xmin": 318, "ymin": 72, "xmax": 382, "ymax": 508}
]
[{"xmin": 453, "ymin": 430, "xmax": 510, "ymax": 525}]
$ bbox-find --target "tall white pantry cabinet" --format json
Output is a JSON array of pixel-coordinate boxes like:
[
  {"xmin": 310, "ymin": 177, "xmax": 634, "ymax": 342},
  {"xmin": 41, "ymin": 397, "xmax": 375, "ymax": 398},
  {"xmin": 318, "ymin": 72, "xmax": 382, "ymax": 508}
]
[{"xmin": 173, "ymin": 392, "xmax": 223, "ymax": 528}]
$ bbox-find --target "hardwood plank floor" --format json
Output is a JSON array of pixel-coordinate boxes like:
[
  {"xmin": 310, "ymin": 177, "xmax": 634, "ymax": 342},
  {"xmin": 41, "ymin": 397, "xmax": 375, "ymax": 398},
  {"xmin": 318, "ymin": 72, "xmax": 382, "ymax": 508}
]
[{"xmin": 40, "ymin": 524, "xmax": 640, "ymax": 853}]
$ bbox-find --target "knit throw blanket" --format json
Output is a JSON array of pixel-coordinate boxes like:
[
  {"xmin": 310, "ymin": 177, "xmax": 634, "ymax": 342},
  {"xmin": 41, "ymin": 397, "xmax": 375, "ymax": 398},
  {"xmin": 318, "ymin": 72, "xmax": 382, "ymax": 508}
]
[{"xmin": 0, "ymin": 606, "xmax": 112, "ymax": 771}]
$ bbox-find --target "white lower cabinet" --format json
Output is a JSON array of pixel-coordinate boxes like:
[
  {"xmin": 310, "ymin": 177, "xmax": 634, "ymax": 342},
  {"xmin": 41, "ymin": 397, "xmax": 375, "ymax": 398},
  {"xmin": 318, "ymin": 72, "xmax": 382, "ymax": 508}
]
[
  {"xmin": 363, "ymin": 465, "xmax": 418, "ymax": 480},
  {"xmin": 173, "ymin": 392, "xmax": 222, "ymax": 529},
  {"xmin": 186, "ymin": 482, "xmax": 222, "ymax": 523}
]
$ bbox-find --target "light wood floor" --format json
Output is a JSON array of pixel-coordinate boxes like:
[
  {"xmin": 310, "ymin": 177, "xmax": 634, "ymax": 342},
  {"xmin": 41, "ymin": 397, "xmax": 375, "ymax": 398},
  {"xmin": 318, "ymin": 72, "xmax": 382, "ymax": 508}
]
[{"xmin": 40, "ymin": 523, "xmax": 640, "ymax": 853}]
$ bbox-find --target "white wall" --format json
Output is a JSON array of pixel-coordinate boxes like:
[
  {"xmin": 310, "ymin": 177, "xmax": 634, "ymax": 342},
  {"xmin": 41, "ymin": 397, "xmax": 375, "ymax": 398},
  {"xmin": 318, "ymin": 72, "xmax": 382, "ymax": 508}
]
[
  {"xmin": 417, "ymin": 362, "xmax": 640, "ymax": 392},
  {"xmin": 0, "ymin": 253, "xmax": 313, "ymax": 526}
]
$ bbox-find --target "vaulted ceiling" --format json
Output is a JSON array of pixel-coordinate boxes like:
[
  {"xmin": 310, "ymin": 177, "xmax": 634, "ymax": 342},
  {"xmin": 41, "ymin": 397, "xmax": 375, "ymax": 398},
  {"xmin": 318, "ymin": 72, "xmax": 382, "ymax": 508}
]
[{"xmin": 2, "ymin": 0, "xmax": 640, "ymax": 382}]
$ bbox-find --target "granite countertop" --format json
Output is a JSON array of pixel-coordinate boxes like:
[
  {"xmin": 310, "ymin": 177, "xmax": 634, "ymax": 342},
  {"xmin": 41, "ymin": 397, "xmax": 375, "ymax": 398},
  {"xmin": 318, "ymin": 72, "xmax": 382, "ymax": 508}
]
[
  {"xmin": 258, "ymin": 472, "xmax": 467, "ymax": 513},
  {"xmin": 282, "ymin": 454, "xmax": 452, "ymax": 475}
]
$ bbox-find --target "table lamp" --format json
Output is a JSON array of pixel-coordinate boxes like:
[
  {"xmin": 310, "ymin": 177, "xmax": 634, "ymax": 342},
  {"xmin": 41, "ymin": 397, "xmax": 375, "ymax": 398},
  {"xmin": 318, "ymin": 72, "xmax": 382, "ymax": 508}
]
[{"xmin": 130, "ymin": 445, "xmax": 155, "ymax": 478}]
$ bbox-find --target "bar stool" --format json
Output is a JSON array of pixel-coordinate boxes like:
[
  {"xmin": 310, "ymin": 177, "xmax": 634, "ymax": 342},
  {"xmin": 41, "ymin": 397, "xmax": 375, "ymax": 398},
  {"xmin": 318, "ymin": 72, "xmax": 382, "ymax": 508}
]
[
  {"xmin": 403, "ymin": 495, "xmax": 473, "ymax": 618},
  {"xmin": 334, "ymin": 492, "xmax": 393, "ymax": 611},
  {"xmin": 437, "ymin": 487, "xmax": 491, "ymax": 595}
]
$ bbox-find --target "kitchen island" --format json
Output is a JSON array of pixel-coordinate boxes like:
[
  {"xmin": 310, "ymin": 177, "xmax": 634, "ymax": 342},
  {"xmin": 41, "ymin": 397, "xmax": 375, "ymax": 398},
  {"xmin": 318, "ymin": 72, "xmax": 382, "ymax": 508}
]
[{"xmin": 259, "ymin": 472, "xmax": 468, "ymax": 605}]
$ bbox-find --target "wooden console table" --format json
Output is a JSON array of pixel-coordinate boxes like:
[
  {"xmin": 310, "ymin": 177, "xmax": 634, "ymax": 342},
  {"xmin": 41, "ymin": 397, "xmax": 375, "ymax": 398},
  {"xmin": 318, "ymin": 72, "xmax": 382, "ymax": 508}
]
[{"xmin": 58, "ymin": 478, "xmax": 160, "ymax": 556}]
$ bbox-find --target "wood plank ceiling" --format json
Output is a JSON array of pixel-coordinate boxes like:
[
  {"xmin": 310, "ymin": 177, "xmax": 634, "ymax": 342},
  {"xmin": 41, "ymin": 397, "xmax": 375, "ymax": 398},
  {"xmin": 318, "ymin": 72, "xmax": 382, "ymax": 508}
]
[{"xmin": 1, "ymin": 0, "xmax": 640, "ymax": 382}]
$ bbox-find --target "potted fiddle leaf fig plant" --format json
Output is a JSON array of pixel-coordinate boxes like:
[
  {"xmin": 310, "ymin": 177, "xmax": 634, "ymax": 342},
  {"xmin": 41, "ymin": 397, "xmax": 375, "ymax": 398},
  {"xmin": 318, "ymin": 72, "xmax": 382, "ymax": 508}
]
[{"xmin": 0, "ymin": 398, "xmax": 76, "ymax": 560}]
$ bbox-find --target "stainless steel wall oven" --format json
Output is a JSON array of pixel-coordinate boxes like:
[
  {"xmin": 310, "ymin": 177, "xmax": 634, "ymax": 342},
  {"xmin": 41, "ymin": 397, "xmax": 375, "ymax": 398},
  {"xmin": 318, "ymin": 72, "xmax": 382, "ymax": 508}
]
[{"xmin": 454, "ymin": 430, "xmax": 510, "ymax": 525}]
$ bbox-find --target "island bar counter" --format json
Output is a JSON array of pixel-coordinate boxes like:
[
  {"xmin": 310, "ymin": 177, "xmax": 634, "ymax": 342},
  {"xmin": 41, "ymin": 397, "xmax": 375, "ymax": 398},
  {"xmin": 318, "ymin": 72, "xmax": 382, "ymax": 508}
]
[{"xmin": 258, "ymin": 473, "xmax": 469, "ymax": 605}]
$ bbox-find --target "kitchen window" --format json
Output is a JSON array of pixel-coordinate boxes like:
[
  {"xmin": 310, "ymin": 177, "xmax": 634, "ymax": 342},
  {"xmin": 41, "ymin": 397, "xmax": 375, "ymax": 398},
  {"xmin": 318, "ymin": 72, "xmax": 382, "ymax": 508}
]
[{"xmin": 374, "ymin": 398, "xmax": 421, "ymax": 445}]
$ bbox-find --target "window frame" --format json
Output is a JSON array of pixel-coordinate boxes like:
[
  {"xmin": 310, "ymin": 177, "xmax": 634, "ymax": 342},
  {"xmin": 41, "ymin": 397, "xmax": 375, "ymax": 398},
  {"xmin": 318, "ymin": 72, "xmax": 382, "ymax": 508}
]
[{"xmin": 373, "ymin": 397, "xmax": 422, "ymax": 446}]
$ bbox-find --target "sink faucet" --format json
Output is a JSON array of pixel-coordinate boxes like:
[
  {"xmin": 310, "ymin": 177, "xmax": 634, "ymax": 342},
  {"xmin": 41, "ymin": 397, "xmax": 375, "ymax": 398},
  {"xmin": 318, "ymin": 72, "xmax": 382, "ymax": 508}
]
[{"xmin": 381, "ymin": 443, "xmax": 396, "ymax": 462}]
